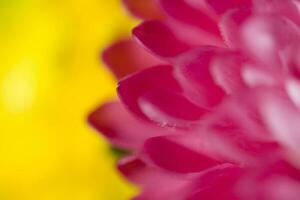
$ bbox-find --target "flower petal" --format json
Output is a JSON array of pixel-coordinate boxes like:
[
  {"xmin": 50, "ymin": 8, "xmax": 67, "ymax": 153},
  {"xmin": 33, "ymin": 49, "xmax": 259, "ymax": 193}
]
[
  {"xmin": 88, "ymin": 101, "xmax": 176, "ymax": 149},
  {"xmin": 122, "ymin": 0, "xmax": 164, "ymax": 20},
  {"xmin": 174, "ymin": 47, "xmax": 226, "ymax": 108},
  {"xmin": 118, "ymin": 65, "xmax": 207, "ymax": 127},
  {"xmin": 144, "ymin": 134, "xmax": 222, "ymax": 173},
  {"xmin": 102, "ymin": 39, "xmax": 164, "ymax": 79},
  {"xmin": 158, "ymin": 0, "xmax": 220, "ymax": 36},
  {"xmin": 206, "ymin": 0, "xmax": 251, "ymax": 15},
  {"xmin": 119, "ymin": 156, "xmax": 191, "ymax": 200},
  {"xmin": 133, "ymin": 20, "xmax": 191, "ymax": 58},
  {"xmin": 187, "ymin": 165, "xmax": 242, "ymax": 200},
  {"xmin": 210, "ymin": 52, "xmax": 246, "ymax": 94}
]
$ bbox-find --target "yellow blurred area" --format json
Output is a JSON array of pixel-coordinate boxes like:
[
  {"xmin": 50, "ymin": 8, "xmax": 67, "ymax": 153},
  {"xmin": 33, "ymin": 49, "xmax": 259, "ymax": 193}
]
[{"xmin": 0, "ymin": 0, "xmax": 137, "ymax": 199}]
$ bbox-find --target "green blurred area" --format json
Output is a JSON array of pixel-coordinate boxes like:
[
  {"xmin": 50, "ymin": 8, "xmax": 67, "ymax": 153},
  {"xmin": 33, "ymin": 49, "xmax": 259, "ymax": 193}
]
[{"xmin": 0, "ymin": 0, "xmax": 137, "ymax": 199}]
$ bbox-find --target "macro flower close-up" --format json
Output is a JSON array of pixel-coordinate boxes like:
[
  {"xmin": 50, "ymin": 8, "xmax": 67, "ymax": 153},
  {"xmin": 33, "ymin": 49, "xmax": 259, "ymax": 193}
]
[{"xmin": 89, "ymin": 0, "xmax": 300, "ymax": 199}]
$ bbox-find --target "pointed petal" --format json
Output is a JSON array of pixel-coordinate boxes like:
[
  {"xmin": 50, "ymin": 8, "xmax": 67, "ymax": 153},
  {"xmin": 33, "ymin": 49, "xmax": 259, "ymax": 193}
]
[
  {"xmin": 144, "ymin": 135, "xmax": 222, "ymax": 173},
  {"xmin": 210, "ymin": 52, "xmax": 246, "ymax": 94},
  {"xmin": 102, "ymin": 39, "xmax": 164, "ymax": 79},
  {"xmin": 122, "ymin": 0, "xmax": 164, "ymax": 20},
  {"xmin": 174, "ymin": 47, "xmax": 226, "ymax": 108},
  {"xmin": 118, "ymin": 65, "xmax": 207, "ymax": 127},
  {"xmin": 158, "ymin": 0, "xmax": 220, "ymax": 36},
  {"xmin": 119, "ymin": 156, "xmax": 191, "ymax": 200},
  {"xmin": 133, "ymin": 20, "xmax": 191, "ymax": 58},
  {"xmin": 88, "ymin": 101, "xmax": 174, "ymax": 149}
]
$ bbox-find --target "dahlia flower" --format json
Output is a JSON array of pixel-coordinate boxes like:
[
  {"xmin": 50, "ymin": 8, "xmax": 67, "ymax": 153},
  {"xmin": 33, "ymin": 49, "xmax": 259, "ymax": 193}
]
[{"xmin": 89, "ymin": 0, "xmax": 300, "ymax": 199}]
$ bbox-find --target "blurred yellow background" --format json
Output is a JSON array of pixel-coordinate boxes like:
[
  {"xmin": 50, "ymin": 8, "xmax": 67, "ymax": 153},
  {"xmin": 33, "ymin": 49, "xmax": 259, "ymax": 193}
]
[{"xmin": 0, "ymin": 0, "xmax": 137, "ymax": 199}]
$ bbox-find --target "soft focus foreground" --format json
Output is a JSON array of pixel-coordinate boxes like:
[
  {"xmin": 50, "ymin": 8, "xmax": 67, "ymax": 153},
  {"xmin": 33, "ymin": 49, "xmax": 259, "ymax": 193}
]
[{"xmin": 0, "ymin": 0, "xmax": 136, "ymax": 199}]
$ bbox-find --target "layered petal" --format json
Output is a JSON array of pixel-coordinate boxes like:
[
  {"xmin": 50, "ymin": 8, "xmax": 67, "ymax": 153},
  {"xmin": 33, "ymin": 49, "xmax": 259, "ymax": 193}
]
[
  {"xmin": 102, "ymin": 39, "xmax": 164, "ymax": 79},
  {"xmin": 88, "ymin": 101, "xmax": 177, "ymax": 149},
  {"xmin": 174, "ymin": 47, "xmax": 226, "ymax": 107},
  {"xmin": 158, "ymin": 0, "xmax": 220, "ymax": 36},
  {"xmin": 119, "ymin": 156, "xmax": 191, "ymax": 200},
  {"xmin": 143, "ymin": 134, "xmax": 222, "ymax": 173},
  {"xmin": 118, "ymin": 65, "xmax": 207, "ymax": 127},
  {"xmin": 133, "ymin": 20, "xmax": 191, "ymax": 58}
]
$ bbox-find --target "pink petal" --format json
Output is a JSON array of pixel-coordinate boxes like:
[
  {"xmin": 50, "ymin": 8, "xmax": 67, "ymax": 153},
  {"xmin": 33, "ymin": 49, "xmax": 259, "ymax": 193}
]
[
  {"xmin": 133, "ymin": 20, "xmax": 191, "ymax": 58},
  {"xmin": 240, "ymin": 15, "xmax": 300, "ymax": 67},
  {"xmin": 102, "ymin": 39, "xmax": 164, "ymax": 79},
  {"xmin": 221, "ymin": 9, "xmax": 300, "ymax": 67},
  {"xmin": 206, "ymin": 0, "xmax": 251, "ymax": 15},
  {"xmin": 253, "ymin": 0, "xmax": 300, "ymax": 27},
  {"xmin": 240, "ymin": 160, "xmax": 300, "ymax": 200},
  {"xmin": 158, "ymin": 0, "xmax": 220, "ymax": 36},
  {"xmin": 122, "ymin": 0, "xmax": 164, "ymax": 20},
  {"xmin": 119, "ymin": 156, "xmax": 191, "ymax": 200},
  {"xmin": 144, "ymin": 135, "xmax": 222, "ymax": 173},
  {"xmin": 88, "ymin": 101, "xmax": 176, "ymax": 149},
  {"xmin": 174, "ymin": 47, "xmax": 226, "ymax": 108},
  {"xmin": 210, "ymin": 52, "xmax": 246, "ymax": 94},
  {"xmin": 193, "ymin": 88, "xmax": 282, "ymax": 164},
  {"xmin": 118, "ymin": 65, "xmax": 207, "ymax": 127},
  {"xmin": 187, "ymin": 165, "xmax": 242, "ymax": 200},
  {"xmin": 220, "ymin": 7, "xmax": 252, "ymax": 49},
  {"xmin": 259, "ymin": 89, "xmax": 300, "ymax": 164}
]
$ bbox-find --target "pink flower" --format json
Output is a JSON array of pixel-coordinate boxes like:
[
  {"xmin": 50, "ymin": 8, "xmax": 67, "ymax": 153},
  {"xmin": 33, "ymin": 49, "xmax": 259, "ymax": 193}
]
[{"xmin": 89, "ymin": 0, "xmax": 300, "ymax": 199}]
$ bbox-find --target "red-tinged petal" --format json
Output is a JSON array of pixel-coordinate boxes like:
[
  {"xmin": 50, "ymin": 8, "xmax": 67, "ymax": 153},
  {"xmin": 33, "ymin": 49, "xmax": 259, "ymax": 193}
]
[
  {"xmin": 118, "ymin": 65, "xmax": 207, "ymax": 127},
  {"xmin": 102, "ymin": 39, "xmax": 164, "ymax": 79},
  {"xmin": 122, "ymin": 0, "xmax": 164, "ymax": 20},
  {"xmin": 174, "ymin": 47, "xmax": 226, "ymax": 108},
  {"xmin": 206, "ymin": 0, "xmax": 251, "ymax": 15},
  {"xmin": 88, "ymin": 101, "xmax": 176, "ymax": 149},
  {"xmin": 144, "ymin": 135, "xmax": 222, "ymax": 173},
  {"xmin": 158, "ymin": 0, "xmax": 220, "ymax": 36},
  {"xmin": 133, "ymin": 20, "xmax": 191, "ymax": 58},
  {"xmin": 118, "ymin": 156, "xmax": 147, "ymax": 184}
]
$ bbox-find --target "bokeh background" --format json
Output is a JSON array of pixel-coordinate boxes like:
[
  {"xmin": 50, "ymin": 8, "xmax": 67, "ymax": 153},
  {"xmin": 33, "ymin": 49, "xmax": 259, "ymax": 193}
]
[{"xmin": 0, "ymin": 0, "xmax": 137, "ymax": 199}]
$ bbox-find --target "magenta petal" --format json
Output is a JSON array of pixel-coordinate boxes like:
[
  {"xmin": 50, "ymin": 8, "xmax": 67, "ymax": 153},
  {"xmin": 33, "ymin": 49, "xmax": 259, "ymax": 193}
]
[
  {"xmin": 222, "ymin": 9, "xmax": 300, "ymax": 67},
  {"xmin": 102, "ymin": 39, "xmax": 164, "ymax": 79},
  {"xmin": 210, "ymin": 52, "xmax": 246, "ymax": 94},
  {"xmin": 174, "ymin": 47, "xmax": 226, "ymax": 108},
  {"xmin": 259, "ymin": 90, "xmax": 300, "ymax": 156},
  {"xmin": 88, "ymin": 101, "xmax": 174, "ymax": 149},
  {"xmin": 253, "ymin": 0, "xmax": 300, "ymax": 27},
  {"xmin": 133, "ymin": 20, "xmax": 191, "ymax": 58},
  {"xmin": 240, "ymin": 15, "xmax": 300, "ymax": 67},
  {"xmin": 187, "ymin": 165, "xmax": 242, "ymax": 200},
  {"xmin": 119, "ymin": 156, "xmax": 191, "ymax": 200},
  {"xmin": 220, "ymin": 7, "xmax": 252, "ymax": 49},
  {"xmin": 158, "ymin": 0, "xmax": 220, "ymax": 36},
  {"xmin": 118, "ymin": 156, "xmax": 147, "ymax": 184},
  {"xmin": 118, "ymin": 65, "xmax": 207, "ymax": 127},
  {"xmin": 206, "ymin": 0, "xmax": 251, "ymax": 15},
  {"xmin": 144, "ymin": 135, "xmax": 222, "ymax": 173},
  {"xmin": 122, "ymin": 0, "xmax": 163, "ymax": 20}
]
